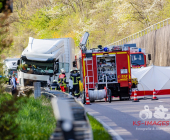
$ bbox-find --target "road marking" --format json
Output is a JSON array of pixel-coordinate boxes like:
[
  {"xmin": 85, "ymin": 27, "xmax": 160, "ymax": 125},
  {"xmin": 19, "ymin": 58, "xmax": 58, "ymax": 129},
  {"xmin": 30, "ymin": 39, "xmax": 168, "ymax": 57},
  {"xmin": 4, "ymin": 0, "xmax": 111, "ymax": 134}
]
[
  {"xmin": 88, "ymin": 112, "xmax": 124, "ymax": 140},
  {"xmin": 157, "ymin": 101, "xmax": 163, "ymax": 102}
]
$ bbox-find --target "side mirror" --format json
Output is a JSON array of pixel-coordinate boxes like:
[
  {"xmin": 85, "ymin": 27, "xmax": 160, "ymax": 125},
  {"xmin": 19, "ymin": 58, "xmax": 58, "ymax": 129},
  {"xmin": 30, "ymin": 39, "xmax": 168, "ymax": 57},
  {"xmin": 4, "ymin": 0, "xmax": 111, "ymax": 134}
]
[
  {"xmin": 73, "ymin": 61, "xmax": 77, "ymax": 67},
  {"xmin": 17, "ymin": 60, "xmax": 20, "ymax": 65},
  {"xmin": 148, "ymin": 54, "xmax": 151, "ymax": 60}
]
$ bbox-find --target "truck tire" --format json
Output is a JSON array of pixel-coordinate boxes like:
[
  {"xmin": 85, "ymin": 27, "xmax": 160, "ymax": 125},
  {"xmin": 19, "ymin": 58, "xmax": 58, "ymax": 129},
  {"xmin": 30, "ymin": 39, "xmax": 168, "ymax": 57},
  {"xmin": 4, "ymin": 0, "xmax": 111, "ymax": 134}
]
[
  {"xmin": 82, "ymin": 91, "xmax": 86, "ymax": 104},
  {"xmin": 107, "ymin": 89, "xmax": 112, "ymax": 103},
  {"xmin": 119, "ymin": 96, "xmax": 123, "ymax": 101}
]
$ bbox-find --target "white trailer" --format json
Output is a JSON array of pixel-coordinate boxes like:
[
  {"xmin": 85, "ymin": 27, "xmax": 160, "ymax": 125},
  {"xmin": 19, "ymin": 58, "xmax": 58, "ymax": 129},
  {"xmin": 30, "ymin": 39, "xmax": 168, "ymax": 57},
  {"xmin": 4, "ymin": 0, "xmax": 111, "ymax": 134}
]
[
  {"xmin": 18, "ymin": 37, "xmax": 75, "ymax": 87},
  {"xmin": 3, "ymin": 58, "xmax": 19, "ymax": 78}
]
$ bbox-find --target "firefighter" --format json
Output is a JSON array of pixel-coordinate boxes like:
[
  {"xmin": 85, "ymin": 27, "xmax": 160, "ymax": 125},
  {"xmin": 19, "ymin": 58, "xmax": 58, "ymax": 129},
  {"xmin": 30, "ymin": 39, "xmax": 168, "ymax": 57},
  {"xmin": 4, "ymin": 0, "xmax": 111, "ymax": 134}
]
[
  {"xmin": 70, "ymin": 68, "xmax": 80, "ymax": 98},
  {"xmin": 51, "ymin": 80, "xmax": 60, "ymax": 90},
  {"xmin": 58, "ymin": 68, "xmax": 67, "ymax": 92}
]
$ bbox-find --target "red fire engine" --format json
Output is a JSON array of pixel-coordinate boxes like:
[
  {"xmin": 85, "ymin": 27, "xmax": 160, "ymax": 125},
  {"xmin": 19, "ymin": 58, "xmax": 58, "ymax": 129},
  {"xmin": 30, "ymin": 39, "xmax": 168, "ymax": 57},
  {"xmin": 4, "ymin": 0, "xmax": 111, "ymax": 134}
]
[
  {"xmin": 79, "ymin": 32, "xmax": 133, "ymax": 103},
  {"xmin": 124, "ymin": 44, "xmax": 151, "ymax": 68}
]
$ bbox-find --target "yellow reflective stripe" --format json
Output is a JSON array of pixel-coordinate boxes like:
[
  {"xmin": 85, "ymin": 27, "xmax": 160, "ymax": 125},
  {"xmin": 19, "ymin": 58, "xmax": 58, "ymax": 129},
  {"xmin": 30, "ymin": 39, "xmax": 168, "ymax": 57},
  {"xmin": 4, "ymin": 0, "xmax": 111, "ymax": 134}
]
[
  {"xmin": 96, "ymin": 53, "xmax": 103, "ymax": 55},
  {"xmin": 117, "ymin": 52, "xmax": 127, "ymax": 54},
  {"xmin": 83, "ymin": 58, "xmax": 85, "ymax": 79},
  {"xmin": 127, "ymin": 54, "xmax": 131, "ymax": 79},
  {"xmin": 109, "ymin": 53, "xmax": 116, "ymax": 54},
  {"xmin": 76, "ymin": 77, "xmax": 80, "ymax": 84}
]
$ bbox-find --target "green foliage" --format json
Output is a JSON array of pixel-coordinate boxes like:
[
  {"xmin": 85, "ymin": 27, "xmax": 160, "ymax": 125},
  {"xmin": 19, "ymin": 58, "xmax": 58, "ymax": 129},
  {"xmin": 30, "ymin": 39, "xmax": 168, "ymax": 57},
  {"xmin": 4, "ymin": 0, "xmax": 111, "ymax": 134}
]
[
  {"xmin": 6, "ymin": 0, "xmax": 170, "ymax": 57},
  {"xmin": 87, "ymin": 113, "xmax": 112, "ymax": 140},
  {"xmin": 0, "ymin": 94, "xmax": 20, "ymax": 140},
  {"xmin": 0, "ymin": 94, "xmax": 56, "ymax": 140},
  {"xmin": 15, "ymin": 95, "xmax": 56, "ymax": 140}
]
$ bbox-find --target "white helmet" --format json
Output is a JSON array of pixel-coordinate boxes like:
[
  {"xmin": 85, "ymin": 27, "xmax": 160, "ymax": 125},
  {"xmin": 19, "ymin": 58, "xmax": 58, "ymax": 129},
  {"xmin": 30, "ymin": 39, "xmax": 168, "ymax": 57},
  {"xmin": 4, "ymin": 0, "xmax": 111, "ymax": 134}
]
[
  {"xmin": 53, "ymin": 80, "xmax": 57, "ymax": 83},
  {"xmin": 61, "ymin": 68, "xmax": 65, "ymax": 73}
]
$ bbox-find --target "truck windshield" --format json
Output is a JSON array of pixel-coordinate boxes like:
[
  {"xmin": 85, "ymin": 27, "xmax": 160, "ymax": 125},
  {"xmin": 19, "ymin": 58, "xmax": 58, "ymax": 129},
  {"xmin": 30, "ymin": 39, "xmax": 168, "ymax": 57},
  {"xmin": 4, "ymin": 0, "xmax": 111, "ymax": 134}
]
[
  {"xmin": 56, "ymin": 62, "xmax": 69, "ymax": 73},
  {"xmin": 131, "ymin": 54, "xmax": 144, "ymax": 66},
  {"xmin": 21, "ymin": 60, "xmax": 54, "ymax": 75},
  {"xmin": 8, "ymin": 69, "xmax": 17, "ymax": 77}
]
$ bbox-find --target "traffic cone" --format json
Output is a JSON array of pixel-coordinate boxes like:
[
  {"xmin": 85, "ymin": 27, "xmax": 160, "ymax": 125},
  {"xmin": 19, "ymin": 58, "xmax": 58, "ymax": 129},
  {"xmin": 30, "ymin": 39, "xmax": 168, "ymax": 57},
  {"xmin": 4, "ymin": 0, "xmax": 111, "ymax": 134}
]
[
  {"xmin": 85, "ymin": 86, "xmax": 91, "ymax": 105},
  {"xmin": 152, "ymin": 89, "xmax": 158, "ymax": 100},
  {"xmin": 104, "ymin": 87, "xmax": 107, "ymax": 102},
  {"xmin": 132, "ymin": 90, "xmax": 139, "ymax": 102}
]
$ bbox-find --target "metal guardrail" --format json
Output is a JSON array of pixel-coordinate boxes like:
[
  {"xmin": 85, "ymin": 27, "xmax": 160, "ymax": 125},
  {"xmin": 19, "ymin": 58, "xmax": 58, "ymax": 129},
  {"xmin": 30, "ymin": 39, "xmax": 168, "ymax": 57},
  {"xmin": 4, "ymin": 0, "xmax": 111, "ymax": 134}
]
[
  {"xmin": 106, "ymin": 18, "xmax": 170, "ymax": 46},
  {"xmin": 42, "ymin": 90, "xmax": 93, "ymax": 140}
]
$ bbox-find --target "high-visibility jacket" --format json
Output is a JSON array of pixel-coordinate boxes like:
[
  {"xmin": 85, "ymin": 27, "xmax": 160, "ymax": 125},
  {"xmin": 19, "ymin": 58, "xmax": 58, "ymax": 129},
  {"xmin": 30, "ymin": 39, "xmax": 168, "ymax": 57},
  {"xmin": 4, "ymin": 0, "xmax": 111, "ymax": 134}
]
[
  {"xmin": 58, "ymin": 73, "xmax": 66, "ymax": 87},
  {"xmin": 51, "ymin": 82, "xmax": 60, "ymax": 90},
  {"xmin": 70, "ymin": 72, "xmax": 80, "ymax": 85}
]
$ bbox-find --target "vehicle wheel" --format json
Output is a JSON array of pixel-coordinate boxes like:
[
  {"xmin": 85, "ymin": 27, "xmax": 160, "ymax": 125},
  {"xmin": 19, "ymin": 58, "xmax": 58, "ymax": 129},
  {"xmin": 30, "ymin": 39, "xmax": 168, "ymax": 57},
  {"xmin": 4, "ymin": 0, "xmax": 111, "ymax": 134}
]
[
  {"xmin": 107, "ymin": 89, "xmax": 112, "ymax": 103},
  {"xmin": 119, "ymin": 96, "xmax": 123, "ymax": 101},
  {"xmin": 90, "ymin": 100, "xmax": 95, "ymax": 103},
  {"xmin": 82, "ymin": 91, "xmax": 86, "ymax": 104}
]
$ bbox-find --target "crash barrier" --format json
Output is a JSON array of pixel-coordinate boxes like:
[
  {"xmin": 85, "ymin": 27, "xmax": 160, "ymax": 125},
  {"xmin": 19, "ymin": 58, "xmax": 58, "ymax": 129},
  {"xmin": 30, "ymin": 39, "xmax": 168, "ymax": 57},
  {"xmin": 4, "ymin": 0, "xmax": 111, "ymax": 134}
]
[
  {"xmin": 42, "ymin": 90, "xmax": 93, "ymax": 140},
  {"xmin": 107, "ymin": 18, "xmax": 170, "ymax": 46},
  {"xmin": 131, "ymin": 89, "xmax": 170, "ymax": 96}
]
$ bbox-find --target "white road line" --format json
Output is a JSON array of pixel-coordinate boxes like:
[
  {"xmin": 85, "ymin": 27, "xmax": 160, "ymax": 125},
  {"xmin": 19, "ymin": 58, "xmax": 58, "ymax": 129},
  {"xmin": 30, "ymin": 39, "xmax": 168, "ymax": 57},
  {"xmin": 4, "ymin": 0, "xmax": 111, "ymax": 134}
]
[
  {"xmin": 157, "ymin": 101, "xmax": 163, "ymax": 102},
  {"xmin": 88, "ymin": 112, "xmax": 124, "ymax": 140}
]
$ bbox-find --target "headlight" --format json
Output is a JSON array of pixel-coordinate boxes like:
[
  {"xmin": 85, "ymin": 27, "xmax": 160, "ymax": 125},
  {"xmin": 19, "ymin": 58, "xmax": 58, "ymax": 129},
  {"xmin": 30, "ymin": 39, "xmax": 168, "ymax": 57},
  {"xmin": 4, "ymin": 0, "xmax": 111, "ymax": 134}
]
[{"xmin": 121, "ymin": 69, "xmax": 128, "ymax": 74}]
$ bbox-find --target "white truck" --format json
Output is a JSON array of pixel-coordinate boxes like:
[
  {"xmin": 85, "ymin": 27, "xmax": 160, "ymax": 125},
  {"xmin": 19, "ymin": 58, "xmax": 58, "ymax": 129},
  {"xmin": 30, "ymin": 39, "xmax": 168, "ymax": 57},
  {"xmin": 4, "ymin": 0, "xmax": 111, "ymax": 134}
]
[
  {"xmin": 3, "ymin": 58, "xmax": 19, "ymax": 78},
  {"xmin": 17, "ymin": 37, "xmax": 75, "ymax": 87}
]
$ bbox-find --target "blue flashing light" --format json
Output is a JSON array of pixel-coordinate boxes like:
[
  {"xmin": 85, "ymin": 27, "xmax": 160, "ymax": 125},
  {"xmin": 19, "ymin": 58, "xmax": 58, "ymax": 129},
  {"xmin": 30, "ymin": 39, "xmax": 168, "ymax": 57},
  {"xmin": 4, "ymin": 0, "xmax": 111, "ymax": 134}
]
[
  {"xmin": 104, "ymin": 47, "xmax": 108, "ymax": 52},
  {"xmin": 139, "ymin": 48, "xmax": 141, "ymax": 52}
]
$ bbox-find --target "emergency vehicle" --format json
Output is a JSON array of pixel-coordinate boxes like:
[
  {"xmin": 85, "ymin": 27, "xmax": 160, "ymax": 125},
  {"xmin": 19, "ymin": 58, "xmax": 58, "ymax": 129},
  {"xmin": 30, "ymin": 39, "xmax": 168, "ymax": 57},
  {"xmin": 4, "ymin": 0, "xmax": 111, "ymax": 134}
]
[
  {"xmin": 79, "ymin": 32, "xmax": 133, "ymax": 103},
  {"xmin": 124, "ymin": 44, "xmax": 151, "ymax": 68}
]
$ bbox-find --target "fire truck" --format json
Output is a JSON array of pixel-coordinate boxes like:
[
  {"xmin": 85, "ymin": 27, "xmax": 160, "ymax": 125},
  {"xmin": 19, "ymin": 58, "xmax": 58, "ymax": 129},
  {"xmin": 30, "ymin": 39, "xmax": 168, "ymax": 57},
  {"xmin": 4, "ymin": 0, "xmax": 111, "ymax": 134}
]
[
  {"xmin": 124, "ymin": 44, "xmax": 151, "ymax": 68},
  {"xmin": 79, "ymin": 32, "xmax": 133, "ymax": 103}
]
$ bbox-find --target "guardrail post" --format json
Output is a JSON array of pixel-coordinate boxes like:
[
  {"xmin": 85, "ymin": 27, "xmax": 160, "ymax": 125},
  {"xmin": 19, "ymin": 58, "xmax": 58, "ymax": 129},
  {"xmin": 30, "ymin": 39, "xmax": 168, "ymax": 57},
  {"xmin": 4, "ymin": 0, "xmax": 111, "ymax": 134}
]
[{"xmin": 34, "ymin": 82, "xmax": 41, "ymax": 99}]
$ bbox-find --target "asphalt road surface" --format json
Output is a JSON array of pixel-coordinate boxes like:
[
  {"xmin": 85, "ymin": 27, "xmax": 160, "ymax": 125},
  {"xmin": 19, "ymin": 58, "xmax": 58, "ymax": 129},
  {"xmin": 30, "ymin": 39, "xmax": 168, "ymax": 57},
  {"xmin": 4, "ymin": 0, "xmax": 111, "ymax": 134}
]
[{"xmin": 85, "ymin": 95, "xmax": 170, "ymax": 140}]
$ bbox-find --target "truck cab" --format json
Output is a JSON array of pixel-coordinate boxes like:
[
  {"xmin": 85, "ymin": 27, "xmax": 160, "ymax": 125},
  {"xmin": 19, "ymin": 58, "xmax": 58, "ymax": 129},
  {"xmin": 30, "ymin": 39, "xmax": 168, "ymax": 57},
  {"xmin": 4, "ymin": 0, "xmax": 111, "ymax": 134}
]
[
  {"xmin": 18, "ymin": 37, "xmax": 75, "ymax": 87},
  {"xmin": 3, "ymin": 58, "xmax": 19, "ymax": 78},
  {"xmin": 124, "ymin": 44, "xmax": 151, "ymax": 68},
  {"xmin": 130, "ymin": 48, "xmax": 146, "ymax": 68}
]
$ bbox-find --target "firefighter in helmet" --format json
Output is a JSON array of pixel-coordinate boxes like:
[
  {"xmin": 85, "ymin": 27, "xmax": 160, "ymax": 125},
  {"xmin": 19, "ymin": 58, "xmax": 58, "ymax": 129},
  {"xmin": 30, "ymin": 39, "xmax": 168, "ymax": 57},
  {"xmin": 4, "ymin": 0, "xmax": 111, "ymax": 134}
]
[
  {"xmin": 70, "ymin": 68, "xmax": 80, "ymax": 98},
  {"xmin": 58, "ymin": 68, "xmax": 67, "ymax": 92},
  {"xmin": 51, "ymin": 80, "xmax": 60, "ymax": 90}
]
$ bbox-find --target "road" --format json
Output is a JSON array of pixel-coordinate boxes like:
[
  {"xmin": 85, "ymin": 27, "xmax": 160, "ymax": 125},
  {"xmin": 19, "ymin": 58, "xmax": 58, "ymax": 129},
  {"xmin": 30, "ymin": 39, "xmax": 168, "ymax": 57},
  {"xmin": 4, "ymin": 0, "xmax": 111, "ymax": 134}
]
[{"xmin": 85, "ymin": 95, "xmax": 170, "ymax": 140}]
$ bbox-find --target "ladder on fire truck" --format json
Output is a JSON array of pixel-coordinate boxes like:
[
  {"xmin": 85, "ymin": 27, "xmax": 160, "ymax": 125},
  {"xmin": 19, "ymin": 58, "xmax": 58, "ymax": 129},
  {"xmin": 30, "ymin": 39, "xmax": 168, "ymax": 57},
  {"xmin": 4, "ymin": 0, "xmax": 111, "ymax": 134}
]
[{"xmin": 84, "ymin": 57, "xmax": 94, "ymax": 89}]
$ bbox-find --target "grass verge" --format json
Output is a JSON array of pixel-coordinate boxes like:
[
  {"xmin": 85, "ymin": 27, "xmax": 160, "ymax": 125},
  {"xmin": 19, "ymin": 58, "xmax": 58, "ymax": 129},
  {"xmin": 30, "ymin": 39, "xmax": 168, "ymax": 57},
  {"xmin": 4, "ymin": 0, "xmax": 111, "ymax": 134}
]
[
  {"xmin": 87, "ymin": 113, "xmax": 112, "ymax": 140},
  {"xmin": 0, "ymin": 93, "xmax": 56, "ymax": 140}
]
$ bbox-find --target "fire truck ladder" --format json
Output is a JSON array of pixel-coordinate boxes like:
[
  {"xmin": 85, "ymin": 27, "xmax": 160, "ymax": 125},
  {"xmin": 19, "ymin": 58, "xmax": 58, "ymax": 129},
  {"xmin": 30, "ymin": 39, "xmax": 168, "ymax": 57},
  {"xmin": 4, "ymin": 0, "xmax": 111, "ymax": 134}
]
[{"xmin": 85, "ymin": 58, "xmax": 94, "ymax": 89}]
